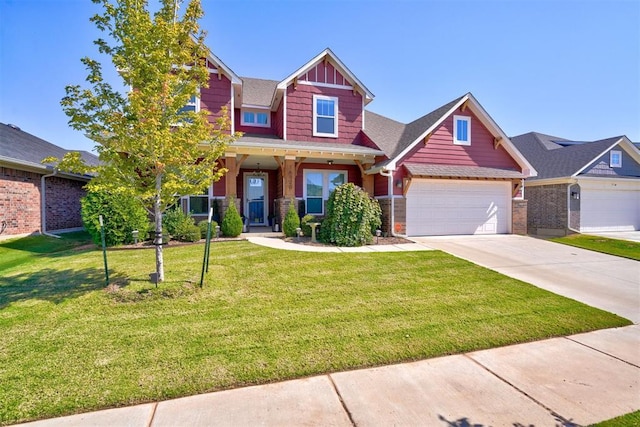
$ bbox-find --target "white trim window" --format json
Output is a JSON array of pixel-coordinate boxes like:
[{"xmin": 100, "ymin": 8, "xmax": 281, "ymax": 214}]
[
  {"xmin": 179, "ymin": 94, "xmax": 200, "ymax": 114},
  {"xmin": 304, "ymin": 169, "xmax": 346, "ymax": 214},
  {"xmin": 453, "ymin": 115, "xmax": 471, "ymax": 146},
  {"xmin": 241, "ymin": 109, "xmax": 270, "ymax": 127},
  {"xmin": 186, "ymin": 187, "xmax": 211, "ymax": 215},
  {"xmin": 610, "ymin": 150, "xmax": 622, "ymax": 168},
  {"xmin": 313, "ymin": 95, "xmax": 338, "ymax": 137}
]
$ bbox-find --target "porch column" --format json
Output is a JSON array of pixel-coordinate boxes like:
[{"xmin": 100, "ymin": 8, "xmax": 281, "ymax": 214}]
[
  {"xmin": 362, "ymin": 173, "xmax": 374, "ymax": 196},
  {"xmin": 225, "ymin": 154, "xmax": 237, "ymax": 197},
  {"xmin": 283, "ymin": 155, "xmax": 296, "ymax": 199}
]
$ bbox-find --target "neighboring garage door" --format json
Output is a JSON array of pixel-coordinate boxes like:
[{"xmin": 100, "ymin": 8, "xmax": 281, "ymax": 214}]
[
  {"xmin": 580, "ymin": 182, "xmax": 640, "ymax": 232},
  {"xmin": 406, "ymin": 179, "xmax": 511, "ymax": 236}
]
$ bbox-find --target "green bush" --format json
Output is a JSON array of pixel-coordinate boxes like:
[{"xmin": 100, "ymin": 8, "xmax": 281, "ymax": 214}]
[
  {"xmin": 178, "ymin": 223, "xmax": 201, "ymax": 242},
  {"xmin": 221, "ymin": 199, "xmax": 243, "ymax": 237},
  {"xmin": 319, "ymin": 183, "xmax": 382, "ymax": 247},
  {"xmin": 81, "ymin": 189, "xmax": 150, "ymax": 246},
  {"xmin": 300, "ymin": 214, "xmax": 317, "ymax": 236},
  {"xmin": 283, "ymin": 199, "xmax": 300, "ymax": 237},
  {"xmin": 146, "ymin": 223, "xmax": 170, "ymax": 244},
  {"xmin": 163, "ymin": 207, "xmax": 191, "ymax": 236},
  {"xmin": 198, "ymin": 220, "xmax": 218, "ymax": 238}
]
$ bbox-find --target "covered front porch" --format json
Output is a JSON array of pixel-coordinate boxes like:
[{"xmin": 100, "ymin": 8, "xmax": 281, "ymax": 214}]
[{"xmin": 188, "ymin": 136, "xmax": 384, "ymax": 228}]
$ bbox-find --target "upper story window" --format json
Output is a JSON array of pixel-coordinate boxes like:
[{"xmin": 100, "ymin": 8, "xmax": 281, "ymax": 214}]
[
  {"xmin": 313, "ymin": 95, "xmax": 338, "ymax": 137},
  {"xmin": 453, "ymin": 115, "xmax": 471, "ymax": 146},
  {"xmin": 179, "ymin": 94, "xmax": 200, "ymax": 114},
  {"xmin": 241, "ymin": 109, "xmax": 270, "ymax": 127},
  {"xmin": 610, "ymin": 150, "xmax": 622, "ymax": 168}
]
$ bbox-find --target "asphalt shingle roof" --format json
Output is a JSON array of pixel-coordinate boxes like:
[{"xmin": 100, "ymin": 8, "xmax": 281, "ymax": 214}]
[
  {"xmin": 404, "ymin": 163, "xmax": 525, "ymax": 179},
  {"xmin": 0, "ymin": 122, "xmax": 99, "ymax": 171},
  {"xmin": 240, "ymin": 77, "xmax": 278, "ymax": 107},
  {"xmin": 511, "ymin": 132, "xmax": 623, "ymax": 179}
]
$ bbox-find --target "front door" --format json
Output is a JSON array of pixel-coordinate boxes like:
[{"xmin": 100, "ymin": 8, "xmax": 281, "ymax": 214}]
[{"xmin": 245, "ymin": 173, "xmax": 267, "ymax": 226}]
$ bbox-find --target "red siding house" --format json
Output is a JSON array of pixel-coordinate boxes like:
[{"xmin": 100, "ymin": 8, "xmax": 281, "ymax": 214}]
[
  {"xmin": 184, "ymin": 48, "xmax": 537, "ymax": 236},
  {"xmin": 0, "ymin": 123, "xmax": 99, "ymax": 238}
]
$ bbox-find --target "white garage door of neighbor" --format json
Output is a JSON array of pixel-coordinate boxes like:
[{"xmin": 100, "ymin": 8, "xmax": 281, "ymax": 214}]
[
  {"xmin": 580, "ymin": 186, "xmax": 640, "ymax": 232},
  {"xmin": 406, "ymin": 179, "xmax": 511, "ymax": 236}
]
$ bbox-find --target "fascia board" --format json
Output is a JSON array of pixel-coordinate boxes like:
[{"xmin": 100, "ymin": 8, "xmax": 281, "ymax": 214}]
[{"xmin": 206, "ymin": 51, "xmax": 241, "ymax": 85}]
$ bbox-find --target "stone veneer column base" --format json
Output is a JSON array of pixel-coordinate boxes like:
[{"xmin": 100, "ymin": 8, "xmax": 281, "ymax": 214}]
[{"xmin": 512, "ymin": 199, "xmax": 527, "ymax": 235}]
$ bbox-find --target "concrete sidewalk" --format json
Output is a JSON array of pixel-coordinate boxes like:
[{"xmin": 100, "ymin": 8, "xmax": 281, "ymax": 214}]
[{"xmin": 17, "ymin": 325, "xmax": 640, "ymax": 427}]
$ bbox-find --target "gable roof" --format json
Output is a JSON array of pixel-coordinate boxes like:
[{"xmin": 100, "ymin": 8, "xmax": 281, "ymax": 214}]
[
  {"xmin": 276, "ymin": 48, "xmax": 374, "ymax": 105},
  {"xmin": 511, "ymin": 132, "xmax": 640, "ymax": 180},
  {"xmin": 205, "ymin": 50, "xmax": 242, "ymax": 85},
  {"xmin": 0, "ymin": 123, "xmax": 99, "ymax": 177},
  {"xmin": 240, "ymin": 77, "xmax": 279, "ymax": 108},
  {"xmin": 364, "ymin": 93, "xmax": 536, "ymax": 177}
]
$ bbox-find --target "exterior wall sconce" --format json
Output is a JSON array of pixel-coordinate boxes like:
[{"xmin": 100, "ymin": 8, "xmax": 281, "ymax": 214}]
[
  {"xmin": 327, "ymin": 160, "xmax": 334, "ymax": 165},
  {"xmin": 571, "ymin": 191, "xmax": 580, "ymax": 200},
  {"xmin": 395, "ymin": 179, "xmax": 402, "ymax": 188}
]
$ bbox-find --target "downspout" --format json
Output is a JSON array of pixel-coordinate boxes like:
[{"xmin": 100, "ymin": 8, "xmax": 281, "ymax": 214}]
[
  {"xmin": 41, "ymin": 169, "xmax": 61, "ymax": 238},
  {"xmin": 567, "ymin": 181, "xmax": 580, "ymax": 234},
  {"xmin": 379, "ymin": 169, "xmax": 407, "ymax": 238}
]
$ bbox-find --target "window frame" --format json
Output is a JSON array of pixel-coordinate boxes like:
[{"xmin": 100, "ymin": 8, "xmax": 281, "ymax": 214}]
[
  {"xmin": 241, "ymin": 109, "xmax": 270, "ymax": 128},
  {"xmin": 312, "ymin": 95, "xmax": 339, "ymax": 138},
  {"xmin": 610, "ymin": 150, "xmax": 622, "ymax": 168},
  {"xmin": 453, "ymin": 115, "xmax": 471, "ymax": 146},
  {"xmin": 303, "ymin": 169, "xmax": 347, "ymax": 215},
  {"xmin": 185, "ymin": 186, "xmax": 211, "ymax": 216}
]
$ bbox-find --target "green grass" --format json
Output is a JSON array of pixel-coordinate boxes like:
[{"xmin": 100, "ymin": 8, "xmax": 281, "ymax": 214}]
[
  {"xmin": 550, "ymin": 234, "xmax": 640, "ymax": 260},
  {"xmin": 0, "ymin": 236, "xmax": 631, "ymax": 425},
  {"xmin": 591, "ymin": 410, "xmax": 640, "ymax": 426}
]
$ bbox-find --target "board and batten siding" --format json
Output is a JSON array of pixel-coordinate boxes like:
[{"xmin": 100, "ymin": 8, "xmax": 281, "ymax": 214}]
[{"xmin": 402, "ymin": 110, "xmax": 521, "ymax": 170}]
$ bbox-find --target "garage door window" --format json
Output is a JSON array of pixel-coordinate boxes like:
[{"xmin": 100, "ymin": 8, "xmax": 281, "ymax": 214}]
[
  {"xmin": 610, "ymin": 150, "xmax": 622, "ymax": 168},
  {"xmin": 304, "ymin": 170, "xmax": 346, "ymax": 214},
  {"xmin": 453, "ymin": 116, "xmax": 471, "ymax": 146}
]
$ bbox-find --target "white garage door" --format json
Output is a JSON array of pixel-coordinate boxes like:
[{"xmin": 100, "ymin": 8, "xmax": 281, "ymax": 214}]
[
  {"xmin": 580, "ymin": 184, "xmax": 640, "ymax": 232},
  {"xmin": 406, "ymin": 179, "xmax": 511, "ymax": 236}
]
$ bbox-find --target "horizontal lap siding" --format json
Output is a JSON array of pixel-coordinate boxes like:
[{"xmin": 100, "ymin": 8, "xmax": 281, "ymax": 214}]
[
  {"xmin": 404, "ymin": 110, "xmax": 520, "ymax": 169},
  {"xmin": 286, "ymin": 84, "xmax": 362, "ymax": 144},
  {"xmin": 202, "ymin": 73, "xmax": 231, "ymax": 132},
  {"xmin": 275, "ymin": 99, "xmax": 284, "ymax": 139}
]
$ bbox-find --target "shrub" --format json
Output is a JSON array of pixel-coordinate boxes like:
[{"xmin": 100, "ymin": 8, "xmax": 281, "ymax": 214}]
[
  {"xmin": 163, "ymin": 207, "xmax": 191, "ymax": 236},
  {"xmin": 176, "ymin": 223, "xmax": 201, "ymax": 242},
  {"xmin": 146, "ymin": 223, "xmax": 170, "ymax": 244},
  {"xmin": 198, "ymin": 220, "xmax": 218, "ymax": 238},
  {"xmin": 283, "ymin": 199, "xmax": 300, "ymax": 237},
  {"xmin": 319, "ymin": 183, "xmax": 382, "ymax": 247},
  {"xmin": 221, "ymin": 199, "xmax": 243, "ymax": 237},
  {"xmin": 300, "ymin": 214, "xmax": 317, "ymax": 236},
  {"xmin": 81, "ymin": 189, "xmax": 149, "ymax": 246}
]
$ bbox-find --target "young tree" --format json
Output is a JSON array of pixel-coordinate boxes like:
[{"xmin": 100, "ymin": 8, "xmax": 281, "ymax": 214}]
[{"xmin": 50, "ymin": 0, "xmax": 239, "ymax": 281}]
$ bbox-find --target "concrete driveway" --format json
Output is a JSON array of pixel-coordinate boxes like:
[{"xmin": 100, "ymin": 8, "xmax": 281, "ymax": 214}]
[{"xmin": 412, "ymin": 235, "xmax": 640, "ymax": 324}]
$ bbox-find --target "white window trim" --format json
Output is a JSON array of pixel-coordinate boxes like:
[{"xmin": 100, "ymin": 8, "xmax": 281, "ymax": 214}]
[
  {"xmin": 303, "ymin": 169, "xmax": 347, "ymax": 215},
  {"xmin": 184, "ymin": 185, "xmax": 212, "ymax": 215},
  {"xmin": 241, "ymin": 108, "xmax": 270, "ymax": 127},
  {"xmin": 313, "ymin": 95, "xmax": 339, "ymax": 138},
  {"xmin": 610, "ymin": 150, "xmax": 622, "ymax": 168},
  {"xmin": 453, "ymin": 115, "xmax": 471, "ymax": 146}
]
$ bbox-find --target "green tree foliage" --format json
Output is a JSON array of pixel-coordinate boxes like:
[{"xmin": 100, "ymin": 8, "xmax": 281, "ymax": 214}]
[
  {"xmin": 46, "ymin": 0, "xmax": 240, "ymax": 281},
  {"xmin": 320, "ymin": 183, "xmax": 382, "ymax": 247},
  {"xmin": 283, "ymin": 200, "xmax": 301, "ymax": 237},
  {"xmin": 221, "ymin": 199, "xmax": 243, "ymax": 237},
  {"xmin": 81, "ymin": 189, "xmax": 149, "ymax": 246}
]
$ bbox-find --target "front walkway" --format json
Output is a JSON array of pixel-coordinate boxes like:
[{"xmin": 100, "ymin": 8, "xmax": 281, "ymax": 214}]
[{"xmin": 18, "ymin": 325, "xmax": 640, "ymax": 426}]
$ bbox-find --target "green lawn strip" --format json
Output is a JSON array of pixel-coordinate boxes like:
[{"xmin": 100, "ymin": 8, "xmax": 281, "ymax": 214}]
[
  {"xmin": 0, "ymin": 231, "xmax": 94, "ymax": 272},
  {"xmin": 550, "ymin": 234, "xmax": 640, "ymax": 261},
  {"xmin": 591, "ymin": 410, "xmax": 640, "ymax": 426},
  {"xmin": 0, "ymin": 241, "xmax": 630, "ymax": 425}
]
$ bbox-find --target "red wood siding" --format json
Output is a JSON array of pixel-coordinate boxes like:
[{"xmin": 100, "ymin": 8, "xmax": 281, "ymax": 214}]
[
  {"xmin": 202, "ymin": 73, "xmax": 231, "ymax": 133},
  {"xmin": 234, "ymin": 109, "xmax": 277, "ymax": 135},
  {"xmin": 286, "ymin": 84, "xmax": 362, "ymax": 144},
  {"xmin": 299, "ymin": 62, "xmax": 348, "ymax": 86},
  {"xmin": 401, "ymin": 109, "xmax": 520, "ymax": 170},
  {"xmin": 275, "ymin": 99, "xmax": 284, "ymax": 139}
]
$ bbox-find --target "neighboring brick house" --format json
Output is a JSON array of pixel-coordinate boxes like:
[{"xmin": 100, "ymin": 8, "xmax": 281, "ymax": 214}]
[
  {"xmin": 512, "ymin": 132, "xmax": 640, "ymax": 235},
  {"xmin": 0, "ymin": 123, "xmax": 98, "ymax": 238},
  {"xmin": 183, "ymin": 48, "xmax": 537, "ymax": 236}
]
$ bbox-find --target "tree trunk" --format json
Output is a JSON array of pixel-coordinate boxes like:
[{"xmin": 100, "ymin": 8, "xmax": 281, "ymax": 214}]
[{"xmin": 154, "ymin": 174, "xmax": 165, "ymax": 282}]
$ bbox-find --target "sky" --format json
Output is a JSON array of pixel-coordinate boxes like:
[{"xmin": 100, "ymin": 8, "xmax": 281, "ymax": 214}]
[{"xmin": 1, "ymin": 0, "xmax": 639, "ymax": 153}]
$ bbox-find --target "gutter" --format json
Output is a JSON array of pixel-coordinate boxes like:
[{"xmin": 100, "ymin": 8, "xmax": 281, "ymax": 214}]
[
  {"xmin": 41, "ymin": 170, "xmax": 61, "ymax": 238},
  {"xmin": 379, "ymin": 169, "xmax": 407, "ymax": 238}
]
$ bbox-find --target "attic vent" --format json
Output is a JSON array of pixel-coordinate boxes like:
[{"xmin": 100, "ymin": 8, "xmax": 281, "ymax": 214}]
[{"xmin": 6, "ymin": 124, "xmax": 21, "ymax": 131}]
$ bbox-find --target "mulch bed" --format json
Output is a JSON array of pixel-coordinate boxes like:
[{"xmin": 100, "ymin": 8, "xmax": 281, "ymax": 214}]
[{"xmin": 283, "ymin": 235, "xmax": 412, "ymax": 246}]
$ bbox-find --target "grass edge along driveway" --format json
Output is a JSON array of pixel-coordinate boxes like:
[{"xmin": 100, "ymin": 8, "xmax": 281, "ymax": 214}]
[
  {"xmin": 550, "ymin": 234, "xmax": 640, "ymax": 261},
  {"xmin": 0, "ymin": 235, "xmax": 631, "ymax": 425}
]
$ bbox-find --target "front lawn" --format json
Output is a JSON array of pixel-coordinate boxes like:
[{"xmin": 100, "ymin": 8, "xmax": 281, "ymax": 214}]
[
  {"xmin": 550, "ymin": 234, "xmax": 640, "ymax": 260},
  {"xmin": 0, "ymin": 236, "xmax": 630, "ymax": 425}
]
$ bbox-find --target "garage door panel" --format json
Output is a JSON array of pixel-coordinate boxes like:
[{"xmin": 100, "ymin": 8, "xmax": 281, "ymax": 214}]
[
  {"xmin": 580, "ymin": 187, "xmax": 640, "ymax": 232},
  {"xmin": 406, "ymin": 179, "xmax": 510, "ymax": 236}
]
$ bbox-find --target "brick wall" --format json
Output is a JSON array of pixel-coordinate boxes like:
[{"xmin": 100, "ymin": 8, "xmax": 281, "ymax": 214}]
[
  {"xmin": 526, "ymin": 184, "xmax": 568, "ymax": 235},
  {"xmin": 0, "ymin": 167, "xmax": 42, "ymax": 235},
  {"xmin": 511, "ymin": 199, "xmax": 527, "ymax": 235},
  {"xmin": 45, "ymin": 176, "xmax": 87, "ymax": 231}
]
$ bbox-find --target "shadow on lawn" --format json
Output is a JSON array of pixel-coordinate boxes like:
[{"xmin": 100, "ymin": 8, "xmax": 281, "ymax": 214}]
[{"xmin": 0, "ymin": 267, "xmax": 128, "ymax": 309}]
